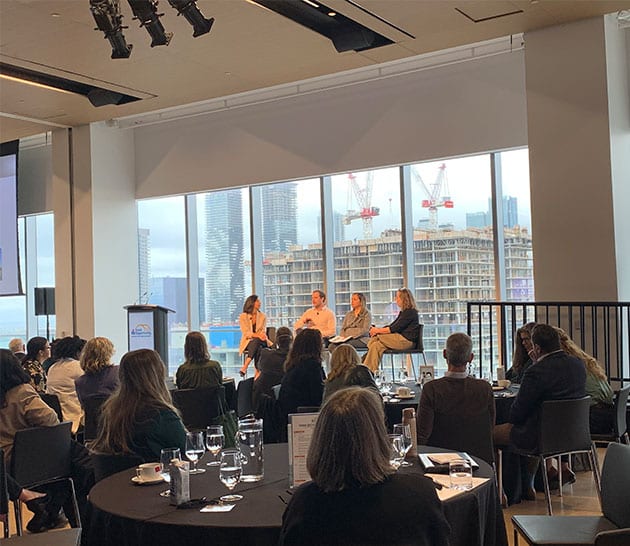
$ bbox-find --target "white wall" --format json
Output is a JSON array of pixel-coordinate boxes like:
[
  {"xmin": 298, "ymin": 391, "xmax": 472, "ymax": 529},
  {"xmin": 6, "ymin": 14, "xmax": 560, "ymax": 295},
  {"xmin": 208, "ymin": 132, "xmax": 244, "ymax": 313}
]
[{"xmin": 135, "ymin": 50, "xmax": 528, "ymax": 199}]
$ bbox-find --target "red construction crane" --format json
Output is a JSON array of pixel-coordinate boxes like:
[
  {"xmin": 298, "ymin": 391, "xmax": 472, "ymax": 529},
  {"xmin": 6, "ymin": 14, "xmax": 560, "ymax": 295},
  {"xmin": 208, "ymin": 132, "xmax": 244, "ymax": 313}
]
[
  {"xmin": 412, "ymin": 163, "xmax": 453, "ymax": 229},
  {"xmin": 344, "ymin": 171, "xmax": 380, "ymax": 239}
]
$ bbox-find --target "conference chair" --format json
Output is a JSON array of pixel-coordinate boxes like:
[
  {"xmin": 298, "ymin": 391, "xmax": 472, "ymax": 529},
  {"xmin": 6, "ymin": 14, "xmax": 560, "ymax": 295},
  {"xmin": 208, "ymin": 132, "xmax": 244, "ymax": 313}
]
[
  {"xmin": 594, "ymin": 528, "xmax": 630, "ymax": 546},
  {"xmin": 591, "ymin": 386, "xmax": 630, "ymax": 446},
  {"xmin": 1, "ymin": 448, "xmax": 81, "ymax": 544},
  {"xmin": 171, "ymin": 385, "xmax": 225, "ymax": 431},
  {"xmin": 512, "ymin": 443, "xmax": 630, "ymax": 545},
  {"xmin": 10, "ymin": 421, "xmax": 80, "ymax": 536},
  {"xmin": 382, "ymin": 324, "xmax": 426, "ymax": 382},
  {"xmin": 92, "ymin": 453, "xmax": 144, "ymax": 483},
  {"xmin": 520, "ymin": 396, "xmax": 601, "ymax": 515},
  {"xmin": 82, "ymin": 395, "xmax": 109, "ymax": 444},
  {"xmin": 237, "ymin": 377, "xmax": 255, "ymax": 418},
  {"xmin": 40, "ymin": 393, "xmax": 63, "ymax": 422}
]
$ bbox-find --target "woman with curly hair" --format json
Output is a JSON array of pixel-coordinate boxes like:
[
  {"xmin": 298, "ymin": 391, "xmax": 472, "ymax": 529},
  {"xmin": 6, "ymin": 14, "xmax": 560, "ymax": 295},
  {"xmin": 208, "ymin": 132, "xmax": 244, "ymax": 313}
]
[
  {"xmin": 75, "ymin": 336, "xmax": 119, "ymax": 405},
  {"xmin": 323, "ymin": 344, "xmax": 377, "ymax": 401}
]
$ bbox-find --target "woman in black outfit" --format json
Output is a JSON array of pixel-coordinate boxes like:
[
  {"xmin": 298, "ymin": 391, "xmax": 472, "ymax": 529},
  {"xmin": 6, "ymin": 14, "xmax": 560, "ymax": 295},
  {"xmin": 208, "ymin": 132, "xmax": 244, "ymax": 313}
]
[
  {"xmin": 363, "ymin": 287, "xmax": 420, "ymax": 372},
  {"xmin": 278, "ymin": 329, "xmax": 325, "ymax": 422},
  {"xmin": 252, "ymin": 326, "xmax": 292, "ymax": 411},
  {"xmin": 279, "ymin": 387, "xmax": 450, "ymax": 546}
]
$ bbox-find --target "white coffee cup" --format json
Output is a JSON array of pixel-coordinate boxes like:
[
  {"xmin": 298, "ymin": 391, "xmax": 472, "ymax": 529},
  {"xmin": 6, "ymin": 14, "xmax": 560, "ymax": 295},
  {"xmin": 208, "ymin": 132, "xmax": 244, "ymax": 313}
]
[
  {"xmin": 449, "ymin": 458, "xmax": 473, "ymax": 490},
  {"xmin": 498, "ymin": 379, "xmax": 511, "ymax": 389},
  {"xmin": 397, "ymin": 386, "xmax": 411, "ymax": 397},
  {"xmin": 136, "ymin": 462, "xmax": 161, "ymax": 482}
]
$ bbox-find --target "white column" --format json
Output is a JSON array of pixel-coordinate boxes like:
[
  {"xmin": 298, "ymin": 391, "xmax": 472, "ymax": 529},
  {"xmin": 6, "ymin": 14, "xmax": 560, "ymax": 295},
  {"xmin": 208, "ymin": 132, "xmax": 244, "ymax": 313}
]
[{"xmin": 524, "ymin": 16, "xmax": 629, "ymax": 301}]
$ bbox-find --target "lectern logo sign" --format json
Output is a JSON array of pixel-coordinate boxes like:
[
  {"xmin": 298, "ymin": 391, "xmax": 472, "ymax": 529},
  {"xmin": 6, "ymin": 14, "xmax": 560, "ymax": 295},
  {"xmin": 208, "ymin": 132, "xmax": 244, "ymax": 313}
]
[{"xmin": 131, "ymin": 323, "xmax": 152, "ymax": 337}]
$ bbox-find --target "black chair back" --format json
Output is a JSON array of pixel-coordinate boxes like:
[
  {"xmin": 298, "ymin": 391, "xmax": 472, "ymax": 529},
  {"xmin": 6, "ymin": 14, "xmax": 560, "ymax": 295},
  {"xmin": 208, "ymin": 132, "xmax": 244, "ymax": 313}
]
[
  {"xmin": 296, "ymin": 406, "xmax": 320, "ymax": 413},
  {"xmin": 539, "ymin": 396, "xmax": 592, "ymax": 456},
  {"xmin": 613, "ymin": 386, "xmax": 630, "ymax": 441},
  {"xmin": 11, "ymin": 421, "xmax": 73, "ymax": 487},
  {"xmin": 0, "ymin": 449, "xmax": 8, "ymax": 538},
  {"xmin": 40, "ymin": 392, "xmax": 64, "ymax": 421},
  {"xmin": 595, "ymin": 528, "xmax": 630, "ymax": 546},
  {"xmin": 600, "ymin": 442, "xmax": 630, "ymax": 528},
  {"xmin": 172, "ymin": 386, "xmax": 225, "ymax": 431},
  {"xmin": 92, "ymin": 452, "xmax": 144, "ymax": 483},
  {"xmin": 237, "ymin": 378, "xmax": 255, "ymax": 418},
  {"xmin": 415, "ymin": 323, "xmax": 424, "ymax": 352},
  {"xmin": 427, "ymin": 409, "xmax": 494, "ymax": 465},
  {"xmin": 82, "ymin": 395, "xmax": 110, "ymax": 442}
]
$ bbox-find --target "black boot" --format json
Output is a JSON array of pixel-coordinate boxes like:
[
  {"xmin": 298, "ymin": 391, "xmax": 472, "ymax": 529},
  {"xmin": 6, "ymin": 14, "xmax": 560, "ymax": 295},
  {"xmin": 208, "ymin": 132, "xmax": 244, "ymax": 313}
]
[{"xmin": 25, "ymin": 496, "xmax": 49, "ymax": 533}]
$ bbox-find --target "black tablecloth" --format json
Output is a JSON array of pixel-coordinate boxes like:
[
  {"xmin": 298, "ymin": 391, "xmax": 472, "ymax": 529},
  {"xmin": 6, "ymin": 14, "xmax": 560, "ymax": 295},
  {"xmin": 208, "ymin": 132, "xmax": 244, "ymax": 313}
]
[
  {"xmin": 383, "ymin": 387, "xmax": 420, "ymax": 431},
  {"xmin": 87, "ymin": 444, "xmax": 506, "ymax": 546}
]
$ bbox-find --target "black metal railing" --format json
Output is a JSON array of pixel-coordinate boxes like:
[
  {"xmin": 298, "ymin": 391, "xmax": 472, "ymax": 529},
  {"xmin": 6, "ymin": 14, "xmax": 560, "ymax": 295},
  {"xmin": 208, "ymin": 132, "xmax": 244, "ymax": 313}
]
[{"xmin": 466, "ymin": 301, "xmax": 630, "ymax": 385}]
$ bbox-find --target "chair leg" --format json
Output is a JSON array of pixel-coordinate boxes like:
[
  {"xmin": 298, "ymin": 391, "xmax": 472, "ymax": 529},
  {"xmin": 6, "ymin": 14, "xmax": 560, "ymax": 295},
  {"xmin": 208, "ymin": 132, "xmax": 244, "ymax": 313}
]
[
  {"xmin": 541, "ymin": 455, "xmax": 553, "ymax": 515},
  {"xmin": 410, "ymin": 355, "xmax": 418, "ymax": 382},
  {"xmin": 589, "ymin": 446, "xmax": 602, "ymax": 508},
  {"xmin": 557, "ymin": 456, "xmax": 563, "ymax": 499},
  {"xmin": 68, "ymin": 478, "xmax": 81, "ymax": 529},
  {"xmin": 390, "ymin": 354, "xmax": 395, "ymax": 384},
  {"xmin": 14, "ymin": 500, "xmax": 23, "ymax": 536}
]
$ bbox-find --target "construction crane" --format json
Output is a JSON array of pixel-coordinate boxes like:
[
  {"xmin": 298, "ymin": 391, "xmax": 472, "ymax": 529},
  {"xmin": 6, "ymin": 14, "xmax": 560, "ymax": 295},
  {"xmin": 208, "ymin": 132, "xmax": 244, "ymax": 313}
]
[
  {"xmin": 412, "ymin": 163, "xmax": 453, "ymax": 229},
  {"xmin": 344, "ymin": 171, "xmax": 380, "ymax": 239}
]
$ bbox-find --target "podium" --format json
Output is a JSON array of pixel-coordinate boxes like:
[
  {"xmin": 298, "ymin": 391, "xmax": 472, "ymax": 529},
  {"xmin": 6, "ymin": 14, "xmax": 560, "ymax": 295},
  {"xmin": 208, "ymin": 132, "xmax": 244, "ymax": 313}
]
[{"xmin": 124, "ymin": 305, "xmax": 174, "ymax": 366}]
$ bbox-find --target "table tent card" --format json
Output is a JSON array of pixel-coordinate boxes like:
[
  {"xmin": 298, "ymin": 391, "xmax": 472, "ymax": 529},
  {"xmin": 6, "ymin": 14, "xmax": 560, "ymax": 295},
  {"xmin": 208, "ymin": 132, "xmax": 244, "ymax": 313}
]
[{"xmin": 288, "ymin": 412, "xmax": 319, "ymax": 488}]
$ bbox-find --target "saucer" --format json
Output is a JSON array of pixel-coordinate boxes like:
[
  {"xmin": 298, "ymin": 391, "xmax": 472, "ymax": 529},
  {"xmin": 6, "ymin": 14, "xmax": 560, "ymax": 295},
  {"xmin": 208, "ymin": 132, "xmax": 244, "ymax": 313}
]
[
  {"xmin": 394, "ymin": 393, "xmax": 415, "ymax": 399},
  {"xmin": 131, "ymin": 475, "xmax": 164, "ymax": 485}
]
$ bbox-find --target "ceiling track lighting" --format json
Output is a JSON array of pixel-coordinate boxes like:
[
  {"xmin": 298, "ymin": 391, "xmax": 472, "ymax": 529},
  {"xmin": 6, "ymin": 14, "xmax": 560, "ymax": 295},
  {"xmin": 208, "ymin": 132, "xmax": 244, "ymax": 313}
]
[
  {"xmin": 90, "ymin": 0, "xmax": 213, "ymax": 59},
  {"xmin": 89, "ymin": 0, "xmax": 133, "ymax": 59},
  {"xmin": 128, "ymin": 0, "xmax": 172, "ymax": 47}
]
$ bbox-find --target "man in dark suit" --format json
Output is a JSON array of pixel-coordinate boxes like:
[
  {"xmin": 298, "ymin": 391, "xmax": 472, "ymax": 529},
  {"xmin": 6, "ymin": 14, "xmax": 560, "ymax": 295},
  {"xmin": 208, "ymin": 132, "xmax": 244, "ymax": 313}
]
[{"xmin": 494, "ymin": 323, "xmax": 586, "ymax": 498}]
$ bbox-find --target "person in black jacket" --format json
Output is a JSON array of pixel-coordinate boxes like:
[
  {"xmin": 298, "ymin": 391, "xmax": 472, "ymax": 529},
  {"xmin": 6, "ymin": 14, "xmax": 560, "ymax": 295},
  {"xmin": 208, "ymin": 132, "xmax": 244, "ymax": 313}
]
[
  {"xmin": 278, "ymin": 329, "xmax": 325, "ymax": 423},
  {"xmin": 279, "ymin": 387, "xmax": 450, "ymax": 546},
  {"xmin": 363, "ymin": 288, "xmax": 419, "ymax": 372},
  {"xmin": 252, "ymin": 326, "xmax": 292, "ymax": 411},
  {"xmin": 493, "ymin": 323, "xmax": 586, "ymax": 499}
]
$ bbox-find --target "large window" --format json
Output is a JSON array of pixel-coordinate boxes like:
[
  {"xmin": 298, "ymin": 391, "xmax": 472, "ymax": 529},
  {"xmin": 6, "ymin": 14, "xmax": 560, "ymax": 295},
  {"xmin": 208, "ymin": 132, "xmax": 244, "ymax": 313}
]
[{"xmin": 136, "ymin": 149, "xmax": 534, "ymax": 379}]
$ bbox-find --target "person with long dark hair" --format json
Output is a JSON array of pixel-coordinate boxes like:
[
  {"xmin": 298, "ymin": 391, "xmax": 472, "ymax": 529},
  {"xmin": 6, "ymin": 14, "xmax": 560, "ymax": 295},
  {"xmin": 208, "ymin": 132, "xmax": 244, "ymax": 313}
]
[
  {"xmin": 238, "ymin": 294, "xmax": 270, "ymax": 377},
  {"xmin": 21, "ymin": 336, "xmax": 50, "ymax": 393},
  {"xmin": 278, "ymin": 329, "xmax": 325, "ymax": 421},
  {"xmin": 279, "ymin": 387, "xmax": 450, "ymax": 546},
  {"xmin": 252, "ymin": 326, "xmax": 293, "ymax": 410},
  {"xmin": 506, "ymin": 322, "xmax": 537, "ymax": 383},
  {"xmin": 93, "ymin": 349, "xmax": 186, "ymax": 461},
  {"xmin": 176, "ymin": 331, "xmax": 223, "ymax": 389}
]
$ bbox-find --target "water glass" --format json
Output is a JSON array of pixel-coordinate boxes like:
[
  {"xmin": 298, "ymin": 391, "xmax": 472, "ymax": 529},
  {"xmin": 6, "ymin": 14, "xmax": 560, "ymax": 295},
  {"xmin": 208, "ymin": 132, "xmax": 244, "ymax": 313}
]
[
  {"xmin": 392, "ymin": 423, "xmax": 412, "ymax": 466},
  {"xmin": 185, "ymin": 431, "xmax": 206, "ymax": 474},
  {"xmin": 159, "ymin": 447, "xmax": 181, "ymax": 497},
  {"xmin": 219, "ymin": 449, "xmax": 243, "ymax": 502},
  {"xmin": 449, "ymin": 458, "xmax": 473, "ymax": 490},
  {"xmin": 388, "ymin": 434, "xmax": 405, "ymax": 469},
  {"xmin": 206, "ymin": 425, "xmax": 224, "ymax": 466}
]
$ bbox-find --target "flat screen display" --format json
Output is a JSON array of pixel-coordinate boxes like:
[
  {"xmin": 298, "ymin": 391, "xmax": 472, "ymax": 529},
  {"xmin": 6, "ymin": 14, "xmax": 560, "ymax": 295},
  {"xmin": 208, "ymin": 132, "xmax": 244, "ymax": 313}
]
[{"xmin": 0, "ymin": 140, "xmax": 22, "ymax": 296}]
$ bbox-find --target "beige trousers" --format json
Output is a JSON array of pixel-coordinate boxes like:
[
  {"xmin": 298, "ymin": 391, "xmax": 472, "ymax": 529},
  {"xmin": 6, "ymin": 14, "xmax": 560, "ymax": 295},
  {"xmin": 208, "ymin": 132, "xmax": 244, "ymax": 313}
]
[{"xmin": 363, "ymin": 333, "xmax": 413, "ymax": 372}]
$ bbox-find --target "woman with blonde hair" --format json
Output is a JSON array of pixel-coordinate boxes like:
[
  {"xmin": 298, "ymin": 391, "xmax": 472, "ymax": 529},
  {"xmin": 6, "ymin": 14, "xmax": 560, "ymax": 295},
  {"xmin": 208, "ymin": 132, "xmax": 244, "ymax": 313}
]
[
  {"xmin": 176, "ymin": 331, "xmax": 222, "ymax": 389},
  {"xmin": 323, "ymin": 344, "xmax": 377, "ymax": 401},
  {"xmin": 279, "ymin": 387, "xmax": 450, "ymax": 546},
  {"xmin": 92, "ymin": 349, "xmax": 186, "ymax": 461},
  {"xmin": 363, "ymin": 288, "xmax": 420, "ymax": 372},
  {"xmin": 75, "ymin": 336, "xmax": 119, "ymax": 406},
  {"xmin": 328, "ymin": 292, "xmax": 371, "ymax": 352},
  {"xmin": 555, "ymin": 327, "xmax": 614, "ymax": 434}
]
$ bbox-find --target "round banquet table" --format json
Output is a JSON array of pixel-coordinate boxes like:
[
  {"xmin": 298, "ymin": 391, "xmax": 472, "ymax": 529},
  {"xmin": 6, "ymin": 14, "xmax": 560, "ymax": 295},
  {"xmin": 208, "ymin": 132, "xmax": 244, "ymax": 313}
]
[
  {"xmin": 87, "ymin": 444, "xmax": 507, "ymax": 546},
  {"xmin": 383, "ymin": 385, "xmax": 421, "ymax": 430}
]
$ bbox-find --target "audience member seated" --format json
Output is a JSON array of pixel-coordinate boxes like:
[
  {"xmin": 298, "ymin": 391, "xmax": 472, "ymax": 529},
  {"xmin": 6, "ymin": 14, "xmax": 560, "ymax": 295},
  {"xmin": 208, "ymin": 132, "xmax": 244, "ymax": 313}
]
[
  {"xmin": 175, "ymin": 332, "xmax": 223, "ymax": 390},
  {"xmin": 363, "ymin": 288, "xmax": 419, "ymax": 372},
  {"xmin": 323, "ymin": 344, "xmax": 378, "ymax": 401},
  {"xmin": 21, "ymin": 336, "xmax": 50, "ymax": 394},
  {"xmin": 493, "ymin": 324, "xmax": 586, "ymax": 500},
  {"xmin": 506, "ymin": 322, "xmax": 537, "ymax": 383},
  {"xmin": 46, "ymin": 335, "xmax": 86, "ymax": 435},
  {"xmin": 238, "ymin": 294, "xmax": 271, "ymax": 378},
  {"xmin": 278, "ymin": 387, "xmax": 450, "ymax": 546},
  {"xmin": 0, "ymin": 349, "xmax": 70, "ymax": 532},
  {"xmin": 278, "ymin": 329, "xmax": 325, "ymax": 423},
  {"xmin": 328, "ymin": 292, "xmax": 371, "ymax": 352},
  {"xmin": 556, "ymin": 327, "xmax": 614, "ymax": 435},
  {"xmin": 93, "ymin": 349, "xmax": 187, "ymax": 462},
  {"xmin": 416, "ymin": 333, "xmax": 495, "ymax": 445},
  {"xmin": 294, "ymin": 290, "xmax": 336, "ymax": 342},
  {"xmin": 8, "ymin": 337, "xmax": 26, "ymax": 360},
  {"xmin": 3, "ymin": 472, "xmax": 49, "ymax": 533},
  {"xmin": 252, "ymin": 326, "xmax": 292, "ymax": 411},
  {"xmin": 75, "ymin": 336, "xmax": 119, "ymax": 406}
]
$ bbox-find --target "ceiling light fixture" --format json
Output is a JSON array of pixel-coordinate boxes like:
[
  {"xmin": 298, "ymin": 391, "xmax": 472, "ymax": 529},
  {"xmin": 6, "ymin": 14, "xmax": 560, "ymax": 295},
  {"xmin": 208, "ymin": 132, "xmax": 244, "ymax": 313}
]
[
  {"xmin": 0, "ymin": 74, "xmax": 73, "ymax": 95},
  {"xmin": 167, "ymin": 0, "xmax": 214, "ymax": 37},
  {"xmin": 90, "ymin": 0, "xmax": 134, "ymax": 58},
  {"xmin": 128, "ymin": 0, "xmax": 172, "ymax": 47},
  {"xmin": 248, "ymin": 0, "xmax": 393, "ymax": 53}
]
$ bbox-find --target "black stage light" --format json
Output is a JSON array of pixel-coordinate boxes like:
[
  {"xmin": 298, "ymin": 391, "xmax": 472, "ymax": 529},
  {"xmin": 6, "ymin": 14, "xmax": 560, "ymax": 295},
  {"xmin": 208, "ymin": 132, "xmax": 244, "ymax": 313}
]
[
  {"xmin": 89, "ymin": 0, "xmax": 133, "ymax": 59},
  {"xmin": 168, "ymin": 0, "xmax": 214, "ymax": 37},
  {"xmin": 127, "ymin": 0, "xmax": 173, "ymax": 47}
]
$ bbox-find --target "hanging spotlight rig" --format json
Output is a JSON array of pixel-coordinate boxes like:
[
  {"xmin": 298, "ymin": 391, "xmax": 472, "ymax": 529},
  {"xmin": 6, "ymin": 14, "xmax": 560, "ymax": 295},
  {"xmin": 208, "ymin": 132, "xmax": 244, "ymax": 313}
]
[
  {"xmin": 127, "ymin": 0, "xmax": 173, "ymax": 47},
  {"xmin": 167, "ymin": 0, "xmax": 214, "ymax": 37},
  {"xmin": 89, "ymin": 0, "xmax": 133, "ymax": 59}
]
